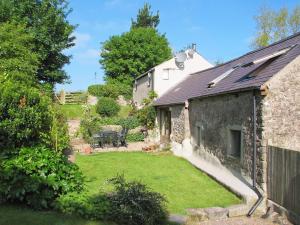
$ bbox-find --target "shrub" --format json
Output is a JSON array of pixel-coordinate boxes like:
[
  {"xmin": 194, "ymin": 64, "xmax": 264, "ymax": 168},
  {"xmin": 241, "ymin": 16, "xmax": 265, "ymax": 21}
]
[
  {"xmin": 117, "ymin": 116, "xmax": 140, "ymax": 130},
  {"xmin": 96, "ymin": 97, "xmax": 120, "ymax": 117},
  {"xmin": 55, "ymin": 192, "xmax": 111, "ymax": 220},
  {"xmin": 126, "ymin": 133, "xmax": 144, "ymax": 142},
  {"xmin": 107, "ymin": 175, "xmax": 168, "ymax": 225},
  {"xmin": 41, "ymin": 105, "xmax": 70, "ymax": 152},
  {"xmin": 0, "ymin": 82, "xmax": 52, "ymax": 149},
  {"xmin": 88, "ymin": 82, "xmax": 132, "ymax": 100},
  {"xmin": 137, "ymin": 106, "xmax": 156, "ymax": 130},
  {"xmin": 0, "ymin": 146, "xmax": 84, "ymax": 209}
]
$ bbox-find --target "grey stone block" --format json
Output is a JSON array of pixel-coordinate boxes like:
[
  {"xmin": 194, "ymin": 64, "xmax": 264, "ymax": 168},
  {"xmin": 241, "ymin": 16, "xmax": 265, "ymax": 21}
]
[{"xmin": 204, "ymin": 207, "xmax": 229, "ymax": 220}]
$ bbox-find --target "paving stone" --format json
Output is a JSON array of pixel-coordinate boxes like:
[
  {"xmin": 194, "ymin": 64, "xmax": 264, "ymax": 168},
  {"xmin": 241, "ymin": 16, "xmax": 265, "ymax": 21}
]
[
  {"xmin": 204, "ymin": 207, "xmax": 229, "ymax": 220},
  {"xmin": 186, "ymin": 208, "xmax": 208, "ymax": 224},
  {"xmin": 226, "ymin": 204, "xmax": 249, "ymax": 217}
]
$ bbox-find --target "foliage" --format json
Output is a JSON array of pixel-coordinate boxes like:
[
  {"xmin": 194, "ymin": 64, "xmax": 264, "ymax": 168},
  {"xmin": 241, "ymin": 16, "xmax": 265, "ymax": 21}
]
[
  {"xmin": 88, "ymin": 83, "xmax": 131, "ymax": 101},
  {"xmin": 100, "ymin": 27, "xmax": 172, "ymax": 84},
  {"xmin": 137, "ymin": 106, "xmax": 156, "ymax": 130},
  {"xmin": 107, "ymin": 175, "xmax": 168, "ymax": 225},
  {"xmin": 126, "ymin": 133, "xmax": 144, "ymax": 142},
  {"xmin": 0, "ymin": 22, "xmax": 39, "ymax": 84},
  {"xmin": 96, "ymin": 97, "xmax": 120, "ymax": 117},
  {"xmin": 0, "ymin": 204, "xmax": 110, "ymax": 225},
  {"xmin": 253, "ymin": 5, "xmax": 300, "ymax": 48},
  {"xmin": 41, "ymin": 105, "xmax": 70, "ymax": 152},
  {"xmin": 77, "ymin": 152, "xmax": 242, "ymax": 214},
  {"xmin": 117, "ymin": 116, "xmax": 140, "ymax": 130},
  {"xmin": 55, "ymin": 192, "xmax": 111, "ymax": 221},
  {"xmin": 0, "ymin": 81, "xmax": 52, "ymax": 149},
  {"xmin": 0, "ymin": 146, "xmax": 84, "ymax": 209},
  {"xmin": 131, "ymin": 3, "xmax": 160, "ymax": 29},
  {"xmin": 136, "ymin": 91, "xmax": 157, "ymax": 130},
  {"xmin": 0, "ymin": 0, "xmax": 75, "ymax": 86}
]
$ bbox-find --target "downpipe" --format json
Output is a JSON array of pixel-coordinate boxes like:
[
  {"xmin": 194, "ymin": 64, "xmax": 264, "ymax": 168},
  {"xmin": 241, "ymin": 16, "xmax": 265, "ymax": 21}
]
[{"xmin": 247, "ymin": 91, "xmax": 264, "ymax": 217}]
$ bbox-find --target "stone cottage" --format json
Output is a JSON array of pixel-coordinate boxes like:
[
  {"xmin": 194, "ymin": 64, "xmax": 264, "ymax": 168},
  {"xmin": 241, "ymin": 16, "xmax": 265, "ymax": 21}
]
[
  {"xmin": 133, "ymin": 44, "xmax": 212, "ymax": 107},
  {"xmin": 154, "ymin": 33, "xmax": 300, "ymax": 217}
]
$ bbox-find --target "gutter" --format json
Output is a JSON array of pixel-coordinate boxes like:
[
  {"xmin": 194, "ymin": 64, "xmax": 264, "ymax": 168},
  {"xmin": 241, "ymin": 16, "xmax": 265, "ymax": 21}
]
[{"xmin": 247, "ymin": 90, "xmax": 264, "ymax": 216}]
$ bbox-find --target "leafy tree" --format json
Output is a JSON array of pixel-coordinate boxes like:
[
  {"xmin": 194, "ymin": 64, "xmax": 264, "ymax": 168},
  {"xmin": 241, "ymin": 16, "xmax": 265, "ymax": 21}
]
[
  {"xmin": 100, "ymin": 28, "xmax": 172, "ymax": 84},
  {"xmin": 0, "ymin": 0, "xmax": 75, "ymax": 87},
  {"xmin": 0, "ymin": 22, "xmax": 39, "ymax": 85},
  {"xmin": 253, "ymin": 5, "xmax": 300, "ymax": 49},
  {"xmin": 131, "ymin": 3, "xmax": 160, "ymax": 29}
]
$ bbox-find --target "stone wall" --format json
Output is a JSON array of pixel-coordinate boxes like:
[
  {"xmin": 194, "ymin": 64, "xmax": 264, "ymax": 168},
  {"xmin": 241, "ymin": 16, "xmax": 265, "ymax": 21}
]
[
  {"xmin": 170, "ymin": 105, "xmax": 185, "ymax": 143},
  {"xmin": 262, "ymin": 55, "xmax": 300, "ymax": 151},
  {"xmin": 188, "ymin": 91, "xmax": 265, "ymax": 187},
  {"xmin": 133, "ymin": 74, "xmax": 153, "ymax": 106}
]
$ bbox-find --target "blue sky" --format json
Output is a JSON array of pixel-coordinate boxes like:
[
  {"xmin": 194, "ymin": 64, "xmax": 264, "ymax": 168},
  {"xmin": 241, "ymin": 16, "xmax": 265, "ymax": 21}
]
[{"xmin": 57, "ymin": 0, "xmax": 299, "ymax": 91}]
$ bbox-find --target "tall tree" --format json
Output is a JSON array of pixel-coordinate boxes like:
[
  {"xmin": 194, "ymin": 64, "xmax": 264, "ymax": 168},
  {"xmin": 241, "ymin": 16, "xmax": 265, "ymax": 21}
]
[
  {"xmin": 252, "ymin": 5, "xmax": 300, "ymax": 49},
  {"xmin": 131, "ymin": 3, "xmax": 160, "ymax": 29},
  {"xmin": 0, "ymin": 0, "xmax": 75, "ymax": 87},
  {"xmin": 100, "ymin": 28, "xmax": 172, "ymax": 86}
]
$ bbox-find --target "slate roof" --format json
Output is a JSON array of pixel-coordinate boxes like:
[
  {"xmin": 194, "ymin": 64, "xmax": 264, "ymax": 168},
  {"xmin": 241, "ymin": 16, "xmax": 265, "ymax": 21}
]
[{"xmin": 154, "ymin": 33, "xmax": 300, "ymax": 106}]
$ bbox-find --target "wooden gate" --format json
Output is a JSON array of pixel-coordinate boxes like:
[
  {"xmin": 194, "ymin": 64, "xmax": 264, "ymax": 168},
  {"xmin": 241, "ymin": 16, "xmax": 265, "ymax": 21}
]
[{"xmin": 267, "ymin": 146, "xmax": 300, "ymax": 217}]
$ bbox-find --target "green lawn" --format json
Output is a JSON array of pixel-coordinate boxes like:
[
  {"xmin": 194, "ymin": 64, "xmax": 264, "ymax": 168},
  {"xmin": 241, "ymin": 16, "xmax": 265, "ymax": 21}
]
[
  {"xmin": 118, "ymin": 105, "xmax": 132, "ymax": 118},
  {"xmin": 59, "ymin": 104, "xmax": 97, "ymax": 119},
  {"xmin": 77, "ymin": 152, "xmax": 242, "ymax": 214},
  {"xmin": 0, "ymin": 204, "xmax": 111, "ymax": 225}
]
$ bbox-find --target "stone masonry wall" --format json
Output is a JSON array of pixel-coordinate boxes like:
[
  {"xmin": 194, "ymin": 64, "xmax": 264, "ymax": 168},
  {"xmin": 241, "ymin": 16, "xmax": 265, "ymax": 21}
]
[
  {"xmin": 262, "ymin": 55, "xmax": 300, "ymax": 151},
  {"xmin": 188, "ymin": 91, "xmax": 266, "ymax": 188},
  {"xmin": 170, "ymin": 105, "xmax": 185, "ymax": 143}
]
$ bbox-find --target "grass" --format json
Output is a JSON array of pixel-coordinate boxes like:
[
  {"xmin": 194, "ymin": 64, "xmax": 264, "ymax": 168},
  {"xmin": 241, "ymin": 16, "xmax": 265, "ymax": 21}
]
[
  {"xmin": 118, "ymin": 105, "xmax": 132, "ymax": 118},
  {"xmin": 0, "ymin": 204, "xmax": 179, "ymax": 225},
  {"xmin": 59, "ymin": 104, "xmax": 97, "ymax": 119},
  {"xmin": 76, "ymin": 152, "xmax": 241, "ymax": 214},
  {"xmin": 0, "ymin": 204, "xmax": 111, "ymax": 225}
]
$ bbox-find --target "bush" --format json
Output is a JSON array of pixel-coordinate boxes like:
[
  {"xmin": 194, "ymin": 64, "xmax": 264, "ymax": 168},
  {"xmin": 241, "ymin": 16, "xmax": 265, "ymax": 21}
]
[
  {"xmin": 41, "ymin": 105, "xmax": 70, "ymax": 152},
  {"xmin": 117, "ymin": 116, "xmax": 140, "ymax": 130},
  {"xmin": 88, "ymin": 82, "xmax": 132, "ymax": 100},
  {"xmin": 0, "ymin": 146, "xmax": 84, "ymax": 209},
  {"xmin": 0, "ymin": 82, "xmax": 52, "ymax": 150},
  {"xmin": 96, "ymin": 97, "xmax": 120, "ymax": 117},
  {"xmin": 126, "ymin": 133, "xmax": 144, "ymax": 142},
  {"xmin": 55, "ymin": 192, "xmax": 111, "ymax": 220},
  {"xmin": 137, "ymin": 106, "xmax": 156, "ymax": 130},
  {"xmin": 107, "ymin": 175, "xmax": 168, "ymax": 225}
]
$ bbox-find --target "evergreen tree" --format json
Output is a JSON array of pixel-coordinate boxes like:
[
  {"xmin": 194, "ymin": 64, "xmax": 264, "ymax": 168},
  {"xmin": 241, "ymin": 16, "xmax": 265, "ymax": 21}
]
[{"xmin": 131, "ymin": 3, "xmax": 160, "ymax": 29}]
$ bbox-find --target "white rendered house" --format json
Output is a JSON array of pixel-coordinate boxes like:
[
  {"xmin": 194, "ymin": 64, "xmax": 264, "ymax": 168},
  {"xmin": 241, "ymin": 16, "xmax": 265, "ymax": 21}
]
[{"xmin": 133, "ymin": 45, "xmax": 212, "ymax": 107}]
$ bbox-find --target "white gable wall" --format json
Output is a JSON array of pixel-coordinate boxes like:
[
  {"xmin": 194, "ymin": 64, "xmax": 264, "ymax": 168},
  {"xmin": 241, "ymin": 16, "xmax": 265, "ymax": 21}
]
[{"xmin": 153, "ymin": 51, "xmax": 212, "ymax": 97}]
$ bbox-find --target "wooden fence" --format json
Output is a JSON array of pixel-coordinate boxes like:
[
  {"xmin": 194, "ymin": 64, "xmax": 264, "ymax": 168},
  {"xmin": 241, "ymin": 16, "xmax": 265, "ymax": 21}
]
[{"xmin": 267, "ymin": 146, "xmax": 300, "ymax": 217}]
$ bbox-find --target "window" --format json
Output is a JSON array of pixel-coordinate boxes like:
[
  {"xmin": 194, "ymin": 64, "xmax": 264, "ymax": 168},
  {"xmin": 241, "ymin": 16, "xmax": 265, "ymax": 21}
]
[
  {"xmin": 147, "ymin": 72, "xmax": 152, "ymax": 87},
  {"xmin": 196, "ymin": 126, "xmax": 201, "ymax": 146},
  {"xmin": 228, "ymin": 129, "xmax": 242, "ymax": 158},
  {"xmin": 162, "ymin": 69, "xmax": 169, "ymax": 80}
]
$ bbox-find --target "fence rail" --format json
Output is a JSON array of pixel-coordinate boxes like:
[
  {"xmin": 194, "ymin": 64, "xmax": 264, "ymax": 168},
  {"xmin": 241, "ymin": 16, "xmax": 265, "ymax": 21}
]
[{"xmin": 267, "ymin": 146, "xmax": 300, "ymax": 217}]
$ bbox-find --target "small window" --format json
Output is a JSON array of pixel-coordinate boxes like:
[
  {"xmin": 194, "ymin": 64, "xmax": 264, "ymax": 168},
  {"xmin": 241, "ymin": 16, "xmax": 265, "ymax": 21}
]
[
  {"xmin": 196, "ymin": 126, "xmax": 201, "ymax": 146},
  {"xmin": 228, "ymin": 129, "xmax": 241, "ymax": 158},
  {"xmin": 135, "ymin": 80, "xmax": 137, "ymax": 91},
  {"xmin": 162, "ymin": 69, "xmax": 169, "ymax": 80},
  {"xmin": 147, "ymin": 72, "xmax": 152, "ymax": 87}
]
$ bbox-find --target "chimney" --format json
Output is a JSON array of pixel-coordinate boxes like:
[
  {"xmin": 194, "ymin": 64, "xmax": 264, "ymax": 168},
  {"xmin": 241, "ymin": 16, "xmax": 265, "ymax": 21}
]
[{"xmin": 192, "ymin": 43, "xmax": 196, "ymax": 51}]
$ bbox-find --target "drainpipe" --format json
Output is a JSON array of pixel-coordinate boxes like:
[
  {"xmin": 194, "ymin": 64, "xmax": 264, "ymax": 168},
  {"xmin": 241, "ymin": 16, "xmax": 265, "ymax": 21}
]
[{"xmin": 247, "ymin": 90, "xmax": 263, "ymax": 216}]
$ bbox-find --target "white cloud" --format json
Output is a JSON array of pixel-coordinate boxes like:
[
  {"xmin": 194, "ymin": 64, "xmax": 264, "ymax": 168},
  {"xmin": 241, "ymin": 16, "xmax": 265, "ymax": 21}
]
[
  {"xmin": 73, "ymin": 32, "xmax": 92, "ymax": 48},
  {"xmin": 76, "ymin": 48, "xmax": 99, "ymax": 60}
]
